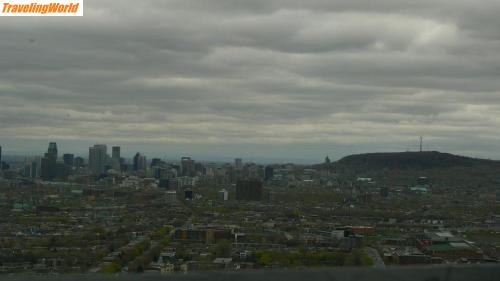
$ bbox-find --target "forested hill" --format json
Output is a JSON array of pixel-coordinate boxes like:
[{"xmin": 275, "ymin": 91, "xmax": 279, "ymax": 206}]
[{"xmin": 320, "ymin": 151, "xmax": 500, "ymax": 171}]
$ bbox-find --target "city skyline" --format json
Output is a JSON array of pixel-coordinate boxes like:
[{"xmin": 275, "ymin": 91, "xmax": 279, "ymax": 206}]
[{"xmin": 1, "ymin": 139, "xmax": 500, "ymax": 165}]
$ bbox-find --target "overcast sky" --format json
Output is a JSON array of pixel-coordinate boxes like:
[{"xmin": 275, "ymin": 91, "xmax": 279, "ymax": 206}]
[{"xmin": 1, "ymin": 0, "xmax": 500, "ymax": 163}]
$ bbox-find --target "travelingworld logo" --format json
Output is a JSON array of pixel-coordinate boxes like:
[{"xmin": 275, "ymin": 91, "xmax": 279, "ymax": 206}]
[{"xmin": 1, "ymin": 0, "xmax": 82, "ymax": 16}]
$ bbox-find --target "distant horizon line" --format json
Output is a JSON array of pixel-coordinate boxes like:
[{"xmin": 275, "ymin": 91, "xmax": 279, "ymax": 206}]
[{"xmin": 1, "ymin": 148, "xmax": 498, "ymax": 165}]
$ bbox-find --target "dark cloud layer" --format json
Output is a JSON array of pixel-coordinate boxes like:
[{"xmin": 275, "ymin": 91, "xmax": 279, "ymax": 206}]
[{"xmin": 1, "ymin": 0, "xmax": 500, "ymax": 162}]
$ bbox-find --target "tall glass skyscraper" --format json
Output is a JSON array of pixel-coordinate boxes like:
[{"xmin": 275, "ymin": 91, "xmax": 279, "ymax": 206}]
[{"xmin": 89, "ymin": 144, "xmax": 107, "ymax": 174}]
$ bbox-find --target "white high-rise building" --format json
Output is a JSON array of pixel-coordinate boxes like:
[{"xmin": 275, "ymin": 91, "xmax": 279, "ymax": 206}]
[
  {"xmin": 89, "ymin": 144, "xmax": 107, "ymax": 174},
  {"xmin": 219, "ymin": 188, "xmax": 229, "ymax": 201}
]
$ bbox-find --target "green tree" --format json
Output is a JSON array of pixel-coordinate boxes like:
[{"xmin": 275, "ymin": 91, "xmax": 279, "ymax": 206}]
[
  {"xmin": 215, "ymin": 239, "xmax": 232, "ymax": 258},
  {"xmin": 345, "ymin": 250, "xmax": 372, "ymax": 266},
  {"xmin": 258, "ymin": 252, "xmax": 273, "ymax": 266}
]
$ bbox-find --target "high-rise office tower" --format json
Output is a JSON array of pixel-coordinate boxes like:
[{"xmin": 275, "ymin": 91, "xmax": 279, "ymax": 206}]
[
  {"xmin": 63, "ymin": 154, "xmax": 74, "ymax": 167},
  {"xmin": 133, "ymin": 152, "xmax": 147, "ymax": 172},
  {"xmin": 133, "ymin": 152, "xmax": 140, "ymax": 171},
  {"xmin": 74, "ymin": 157, "xmax": 84, "ymax": 168},
  {"xmin": 151, "ymin": 158, "xmax": 163, "ymax": 168},
  {"xmin": 24, "ymin": 159, "xmax": 38, "ymax": 178},
  {"xmin": 264, "ymin": 166, "xmax": 274, "ymax": 181},
  {"xmin": 41, "ymin": 142, "xmax": 58, "ymax": 180},
  {"xmin": 138, "ymin": 155, "xmax": 147, "ymax": 171},
  {"xmin": 195, "ymin": 162, "xmax": 204, "ymax": 175},
  {"xmin": 181, "ymin": 157, "xmax": 195, "ymax": 177},
  {"xmin": 112, "ymin": 146, "xmax": 120, "ymax": 159},
  {"xmin": 47, "ymin": 142, "xmax": 58, "ymax": 159},
  {"xmin": 236, "ymin": 179, "xmax": 263, "ymax": 201},
  {"xmin": 110, "ymin": 146, "xmax": 121, "ymax": 171},
  {"xmin": 30, "ymin": 160, "xmax": 38, "ymax": 178},
  {"xmin": 41, "ymin": 153, "xmax": 56, "ymax": 180},
  {"xmin": 89, "ymin": 144, "xmax": 107, "ymax": 174},
  {"xmin": 235, "ymin": 158, "xmax": 243, "ymax": 170}
]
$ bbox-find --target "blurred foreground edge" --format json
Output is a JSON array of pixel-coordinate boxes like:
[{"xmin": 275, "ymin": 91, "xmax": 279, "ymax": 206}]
[{"xmin": 3, "ymin": 264, "xmax": 500, "ymax": 281}]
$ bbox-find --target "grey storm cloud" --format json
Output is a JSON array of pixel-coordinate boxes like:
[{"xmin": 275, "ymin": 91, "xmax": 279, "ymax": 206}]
[{"xmin": 1, "ymin": 0, "xmax": 500, "ymax": 162}]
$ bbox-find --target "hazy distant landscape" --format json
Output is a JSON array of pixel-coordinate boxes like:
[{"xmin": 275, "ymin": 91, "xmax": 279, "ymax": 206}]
[{"xmin": 0, "ymin": 144, "xmax": 499, "ymax": 274}]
